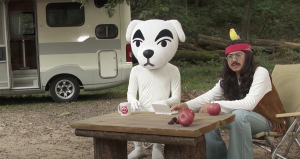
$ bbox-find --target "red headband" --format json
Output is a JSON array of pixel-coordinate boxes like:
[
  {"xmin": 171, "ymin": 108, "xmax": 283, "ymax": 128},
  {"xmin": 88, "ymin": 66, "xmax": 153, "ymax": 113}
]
[{"xmin": 225, "ymin": 43, "xmax": 252, "ymax": 55}]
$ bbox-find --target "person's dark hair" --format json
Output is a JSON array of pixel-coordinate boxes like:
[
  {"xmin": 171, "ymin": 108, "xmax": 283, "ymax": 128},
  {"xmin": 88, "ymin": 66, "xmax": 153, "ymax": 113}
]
[{"xmin": 220, "ymin": 40, "xmax": 259, "ymax": 100}]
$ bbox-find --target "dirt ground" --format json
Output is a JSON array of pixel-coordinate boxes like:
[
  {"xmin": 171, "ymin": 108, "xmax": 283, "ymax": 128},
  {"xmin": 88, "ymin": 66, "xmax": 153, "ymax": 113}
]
[{"xmin": 0, "ymin": 96, "xmax": 299, "ymax": 159}]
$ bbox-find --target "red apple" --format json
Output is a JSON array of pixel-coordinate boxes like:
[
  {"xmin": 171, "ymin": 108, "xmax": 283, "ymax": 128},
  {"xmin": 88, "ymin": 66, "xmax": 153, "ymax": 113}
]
[
  {"xmin": 186, "ymin": 108, "xmax": 195, "ymax": 118},
  {"xmin": 207, "ymin": 103, "xmax": 221, "ymax": 116},
  {"xmin": 178, "ymin": 108, "xmax": 195, "ymax": 127}
]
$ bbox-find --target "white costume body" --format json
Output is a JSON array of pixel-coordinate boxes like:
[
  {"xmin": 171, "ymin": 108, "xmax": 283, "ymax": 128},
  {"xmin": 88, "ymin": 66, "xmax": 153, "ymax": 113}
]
[
  {"xmin": 127, "ymin": 63, "xmax": 181, "ymax": 111},
  {"xmin": 125, "ymin": 19, "xmax": 185, "ymax": 159}
]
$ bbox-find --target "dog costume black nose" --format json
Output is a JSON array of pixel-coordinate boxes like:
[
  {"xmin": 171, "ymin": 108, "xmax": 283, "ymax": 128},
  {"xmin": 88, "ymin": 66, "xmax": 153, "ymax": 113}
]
[{"xmin": 143, "ymin": 49, "xmax": 154, "ymax": 59}]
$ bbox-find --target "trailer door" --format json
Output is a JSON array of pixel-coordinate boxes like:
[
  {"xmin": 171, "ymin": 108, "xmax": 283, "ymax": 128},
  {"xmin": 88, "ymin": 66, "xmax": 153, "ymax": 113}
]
[{"xmin": 0, "ymin": 1, "xmax": 10, "ymax": 89}]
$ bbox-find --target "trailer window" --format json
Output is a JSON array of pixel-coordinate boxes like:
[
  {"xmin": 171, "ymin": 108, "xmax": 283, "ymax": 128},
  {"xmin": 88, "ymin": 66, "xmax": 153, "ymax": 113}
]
[
  {"xmin": 95, "ymin": 24, "xmax": 118, "ymax": 39},
  {"xmin": 94, "ymin": 0, "xmax": 108, "ymax": 8},
  {"xmin": 46, "ymin": 3, "xmax": 84, "ymax": 27},
  {"xmin": 22, "ymin": 12, "xmax": 35, "ymax": 35}
]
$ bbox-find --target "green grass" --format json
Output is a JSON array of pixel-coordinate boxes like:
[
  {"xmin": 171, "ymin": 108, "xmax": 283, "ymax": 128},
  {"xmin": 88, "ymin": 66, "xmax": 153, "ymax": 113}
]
[{"xmin": 180, "ymin": 66, "xmax": 221, "ymax": 92}]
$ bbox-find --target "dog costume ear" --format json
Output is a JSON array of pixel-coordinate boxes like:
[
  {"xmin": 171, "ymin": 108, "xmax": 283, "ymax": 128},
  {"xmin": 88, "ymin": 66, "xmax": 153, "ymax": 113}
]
[
  {"xmin": 168, "ymin": 20, "xmax": 186, "ymax": 42},
  {"xmin": 126, "ymin": 20, "xmax": 142, "ymax": 42}
]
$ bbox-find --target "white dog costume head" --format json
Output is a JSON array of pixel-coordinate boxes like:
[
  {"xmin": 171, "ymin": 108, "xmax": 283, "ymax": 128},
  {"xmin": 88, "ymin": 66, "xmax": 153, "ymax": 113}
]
[{"xmin": 126, "ymin": 19, "xmax": 185, "ymax": 70}]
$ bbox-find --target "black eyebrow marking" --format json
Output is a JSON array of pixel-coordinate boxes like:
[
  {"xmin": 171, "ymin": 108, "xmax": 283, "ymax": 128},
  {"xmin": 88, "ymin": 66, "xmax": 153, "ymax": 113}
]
[
  {"xmin": 132, "ymin": 29, "xmax": 144, "ymax": 40},
  {"xmin": 155, "ymin": 29, "xmax": 173, "ymax": 42}
]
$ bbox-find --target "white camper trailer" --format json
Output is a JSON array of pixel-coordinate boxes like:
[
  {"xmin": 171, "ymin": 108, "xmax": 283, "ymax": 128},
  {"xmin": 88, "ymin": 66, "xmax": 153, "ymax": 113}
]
[{"xmin": 0, "ymin": 0, "xmax": 133, "ymax": 102}]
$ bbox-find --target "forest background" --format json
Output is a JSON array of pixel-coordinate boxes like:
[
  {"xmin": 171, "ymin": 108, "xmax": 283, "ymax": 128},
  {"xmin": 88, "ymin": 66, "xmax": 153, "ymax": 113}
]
[
  {"xmin": 90, "ymin": 0, "xmax": 300, "ymax": 93},
  {"xmin": 96, "ymin": 0, "xmax": 300, "ymax": 42}
]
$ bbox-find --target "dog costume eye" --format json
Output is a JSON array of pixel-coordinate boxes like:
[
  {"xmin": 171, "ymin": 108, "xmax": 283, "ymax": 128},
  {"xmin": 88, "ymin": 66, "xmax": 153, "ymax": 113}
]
[
  {"xmin": 157, "ymin": 39, "xmax": 171, "ymax": 47},
  {"xmin": 133, "ymin": 40, "xmax": 142, "ymax": 47}
]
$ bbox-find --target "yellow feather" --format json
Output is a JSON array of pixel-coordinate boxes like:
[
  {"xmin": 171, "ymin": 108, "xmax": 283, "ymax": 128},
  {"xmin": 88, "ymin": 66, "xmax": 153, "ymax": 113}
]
[{"xmin": 229, "ymin": 28, "xmax": 240, "ymax": 40}]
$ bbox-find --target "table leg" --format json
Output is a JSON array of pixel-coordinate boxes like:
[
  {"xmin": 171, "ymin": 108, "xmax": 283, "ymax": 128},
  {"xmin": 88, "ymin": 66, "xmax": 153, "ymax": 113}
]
[
  {"xmin": 93, "ymin": 137, "xmax": 127, "ymax": 159},
  {"xmin": 164, "ymin": 135, "xmax": 206, "ymax": 159}
]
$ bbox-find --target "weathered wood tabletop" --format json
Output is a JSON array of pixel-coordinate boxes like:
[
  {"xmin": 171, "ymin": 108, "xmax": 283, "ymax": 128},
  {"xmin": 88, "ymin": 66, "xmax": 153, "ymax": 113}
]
[
  {"xmin": 70, "ymin": 112, "xmax": 235, "ymax": 159},
  {"xmin": 70, "ymin": 111, "xmax": 234, "ymax": 137}
]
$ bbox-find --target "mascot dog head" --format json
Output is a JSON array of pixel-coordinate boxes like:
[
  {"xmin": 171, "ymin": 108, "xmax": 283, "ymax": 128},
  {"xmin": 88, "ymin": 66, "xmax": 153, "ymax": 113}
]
[{"xmin": 126, "ymin": 19, "xmax": 185, "ymax": 70}]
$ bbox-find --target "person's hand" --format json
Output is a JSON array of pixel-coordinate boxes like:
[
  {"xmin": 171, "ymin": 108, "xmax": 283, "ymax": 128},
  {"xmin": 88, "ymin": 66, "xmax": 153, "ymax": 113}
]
[
  {"xmin": 170, "ymin": 103, "xmax": 188, "ymax": 112},
  {"xmin": 130, "ymin": 99, "xmax": 140, "ymax": 111},
  {"xmin": 199, "ymin": 103, "xmax": 210, "ymax": 113}
]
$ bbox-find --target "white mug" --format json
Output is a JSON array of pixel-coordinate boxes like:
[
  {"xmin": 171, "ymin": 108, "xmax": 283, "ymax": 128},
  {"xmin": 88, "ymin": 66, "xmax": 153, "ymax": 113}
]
[{"xmin": 118, "ymin": 102, "xmax": 131, "ymax": 116}]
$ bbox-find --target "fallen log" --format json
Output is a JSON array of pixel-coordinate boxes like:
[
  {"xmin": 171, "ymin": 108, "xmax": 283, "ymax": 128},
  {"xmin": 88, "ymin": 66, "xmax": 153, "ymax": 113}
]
[
  {"xmin": 203, "ymin": 45, "xmax": 220, "ymax": 51},
  {"xmin": 251, "ymin": 46, "xmax": 276, "ymax": 53},
  {"xmin": 197, "ymin": 34, "xmax": 230, "ymax": 44},
  {"xmin": 251, "ymin": 39, "xmax": 300, "ymax": 49},
  {"xmin": 172, "ymin": 50, "xmax": 222, "ymax": 62},
  {"xmin": 196, "ymin": 34, "xmax": 300, "ymax": 52},
  {"xmin": 279, "ymin": 42, "xmax": 300, "ymax": 51},
  {"xmin": 284, "ymin": 41, "xmax": 300, "ymax": 48},
  {"xmin": 197, "ymin": 39, "xmax": 227, "ymax": 50},
  {"xmin": 179, "ymin": 42, "xmax": 204, "ymax": 51},
  {"xmin": 196, "ymin": 37, "xmax": 278, "ymax": 53},
  {"xmin": 250, "ymin": 39, "xmax": 283, "ymax": 47}
]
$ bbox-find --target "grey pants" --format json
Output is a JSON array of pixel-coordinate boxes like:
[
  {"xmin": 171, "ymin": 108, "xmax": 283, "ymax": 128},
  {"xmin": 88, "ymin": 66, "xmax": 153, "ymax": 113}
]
[{"xmin": 205, "ymin": 109, "xmax": 272, "ymax": 159}]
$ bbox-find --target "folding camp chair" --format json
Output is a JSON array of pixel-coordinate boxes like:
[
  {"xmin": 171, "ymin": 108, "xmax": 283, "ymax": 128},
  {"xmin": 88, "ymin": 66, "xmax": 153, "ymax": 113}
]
[{"xmin": 252, "ymin": 64, "xmax": 300, "ymax": 159}]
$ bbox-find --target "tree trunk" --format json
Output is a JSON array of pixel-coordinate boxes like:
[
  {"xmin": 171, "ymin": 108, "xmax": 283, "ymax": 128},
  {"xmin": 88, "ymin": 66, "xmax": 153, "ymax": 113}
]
[
  {"xmin": 195, "ymin": 0, "xmax": 199, "ymax": 7},
  {"xmin": 241, "ymin": 0, "xmax": 253, "ymax": 40},
  {"xmin": 182, "ymin": 0, "xmax": 187, "ymax": 15}
]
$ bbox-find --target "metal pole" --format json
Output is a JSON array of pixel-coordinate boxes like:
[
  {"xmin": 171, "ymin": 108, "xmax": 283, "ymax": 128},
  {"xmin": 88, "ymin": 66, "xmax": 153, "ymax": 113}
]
[{"xmin": 22, "ymin": 39, "xmax": 26, "ymax": 67}]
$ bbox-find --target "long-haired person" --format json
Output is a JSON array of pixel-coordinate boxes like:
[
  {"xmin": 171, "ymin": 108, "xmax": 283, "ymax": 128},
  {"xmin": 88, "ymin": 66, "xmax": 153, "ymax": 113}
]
[{"xmin": 171, "ymin": 40, "xmax": 287, "ymax": 159}]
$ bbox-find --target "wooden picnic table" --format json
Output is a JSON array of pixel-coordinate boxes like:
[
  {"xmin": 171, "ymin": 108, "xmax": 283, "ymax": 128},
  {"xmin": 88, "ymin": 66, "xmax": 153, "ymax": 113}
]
[{"xmin": 70, "ymin": 111, "xmax": 235, "ymax": 159}]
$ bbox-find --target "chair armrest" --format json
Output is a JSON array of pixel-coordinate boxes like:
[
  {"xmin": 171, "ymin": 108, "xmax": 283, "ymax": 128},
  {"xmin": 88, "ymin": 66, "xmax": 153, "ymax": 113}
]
[{"xmin": 276, "ymin": 112, "xmax": 300, "ymax": 118}]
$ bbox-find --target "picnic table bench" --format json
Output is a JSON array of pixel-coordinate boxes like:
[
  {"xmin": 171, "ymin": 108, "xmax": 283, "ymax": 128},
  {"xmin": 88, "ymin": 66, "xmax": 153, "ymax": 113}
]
[{"xmin": 70, "ymin": 111, "xmax": 235, "ymax": 159}]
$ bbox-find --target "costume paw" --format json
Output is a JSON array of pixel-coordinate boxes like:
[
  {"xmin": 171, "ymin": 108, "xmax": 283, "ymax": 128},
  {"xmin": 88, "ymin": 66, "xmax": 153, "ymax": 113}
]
[{"xmin": 130, "ymin": 99, "xmax": 140, "ymax": 111}]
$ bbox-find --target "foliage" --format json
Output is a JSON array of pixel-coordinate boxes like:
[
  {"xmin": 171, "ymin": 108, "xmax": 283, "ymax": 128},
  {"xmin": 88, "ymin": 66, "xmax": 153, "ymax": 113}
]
[
  {"xmin": 73, "ymin": 0, "xmax": 168, "ymax": 18},
  {"xmin": 130, "ymin": 0, "xmax": 171, "ymax": 19},
  {"xmin": 250, "ymin": 0, "xmax": 300, "ymax": 41},
  {"xmin": 74, "ymin": 0, "xmax": 300, "ymax": 42}
]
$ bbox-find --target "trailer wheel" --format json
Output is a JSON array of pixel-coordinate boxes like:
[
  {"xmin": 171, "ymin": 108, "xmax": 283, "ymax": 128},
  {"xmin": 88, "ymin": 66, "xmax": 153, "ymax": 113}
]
[{"xmin": 50, "ymin": 76, "xmax": 80, "ymax": 102}]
